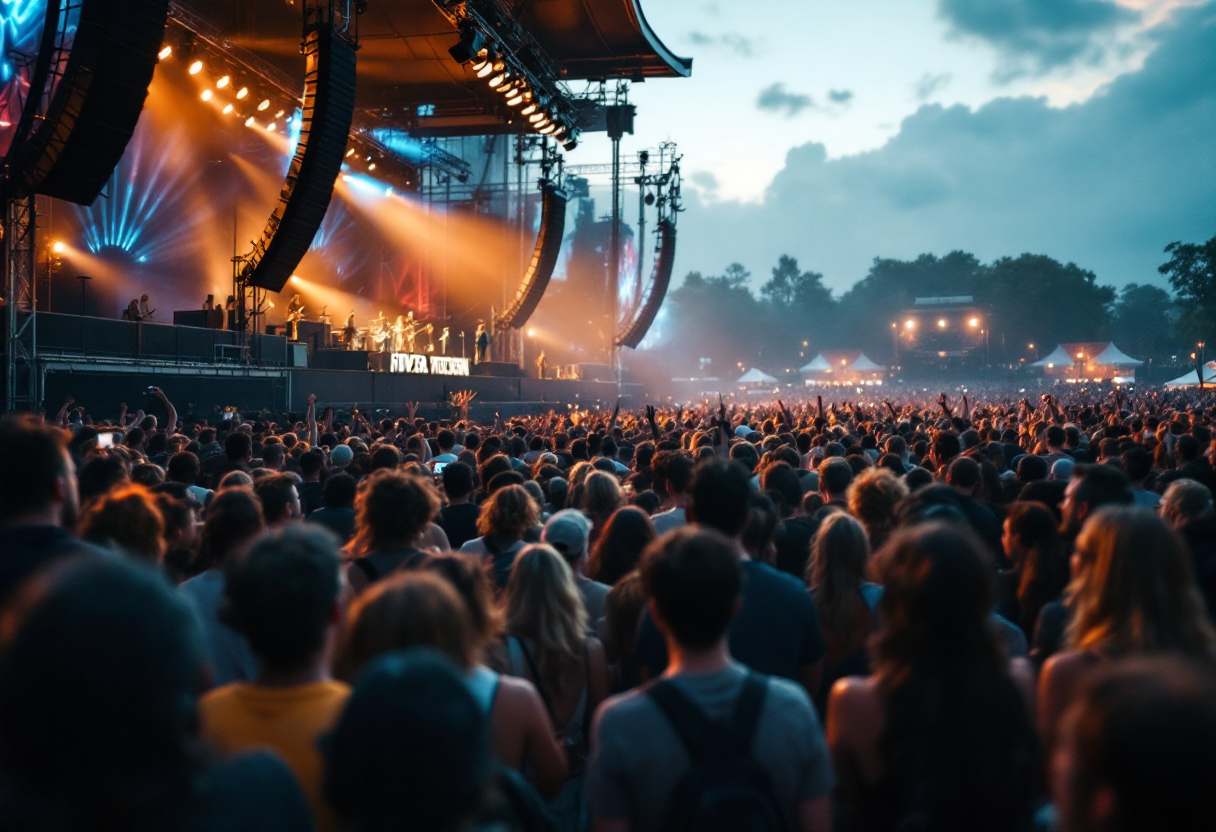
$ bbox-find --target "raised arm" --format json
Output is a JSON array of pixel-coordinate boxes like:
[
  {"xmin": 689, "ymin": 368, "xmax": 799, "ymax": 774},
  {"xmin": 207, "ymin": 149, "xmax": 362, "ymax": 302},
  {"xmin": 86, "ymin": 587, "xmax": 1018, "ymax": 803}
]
[
  {"xmin": 306, "ymin": 394, "xmax": 318, "ymax": 447},
  {"xmin": 154, "ymin": 388, "xmax": 177, "ymax": 436},
  {"xmin": 55, "ymin": 395, "xmax": 74, "ymax": 428}
]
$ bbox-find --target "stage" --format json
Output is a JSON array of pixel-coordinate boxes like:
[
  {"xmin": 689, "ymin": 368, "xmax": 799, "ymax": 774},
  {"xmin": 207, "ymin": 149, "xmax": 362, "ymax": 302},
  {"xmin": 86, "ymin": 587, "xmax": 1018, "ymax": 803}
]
[{"xmin": 13, "ymin": 313, "xmax": 638, "ymax": 417}]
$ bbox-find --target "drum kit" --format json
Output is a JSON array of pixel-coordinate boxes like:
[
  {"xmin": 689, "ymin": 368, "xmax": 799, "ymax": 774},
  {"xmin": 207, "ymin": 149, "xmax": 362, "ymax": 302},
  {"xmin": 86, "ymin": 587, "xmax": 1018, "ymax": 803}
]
[{"xmin": 339, "ymin": 311, "xmax": 445, "ymax": 354}]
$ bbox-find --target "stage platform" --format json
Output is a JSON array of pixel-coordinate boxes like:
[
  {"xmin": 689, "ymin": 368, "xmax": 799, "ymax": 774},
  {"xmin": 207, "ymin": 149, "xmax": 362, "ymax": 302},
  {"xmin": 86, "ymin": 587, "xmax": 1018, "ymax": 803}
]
[{"xmin": 11, "ymin": 312, "xmax": 637, "ymax": 417}]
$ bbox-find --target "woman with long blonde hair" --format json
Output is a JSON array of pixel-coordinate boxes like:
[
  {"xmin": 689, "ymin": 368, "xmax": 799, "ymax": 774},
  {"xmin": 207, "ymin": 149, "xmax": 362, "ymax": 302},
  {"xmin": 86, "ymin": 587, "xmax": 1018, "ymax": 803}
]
[
  {"xmin": 1038, "ymin": 505, "xmax": 1216, "ymax": 754},
  {"xmin": 580, "ymin": 471, "xmax": 623, "ymax": 545},
  {"xmin": 500, "ymin": 544, "xmax": 608, "ymax": 831}
]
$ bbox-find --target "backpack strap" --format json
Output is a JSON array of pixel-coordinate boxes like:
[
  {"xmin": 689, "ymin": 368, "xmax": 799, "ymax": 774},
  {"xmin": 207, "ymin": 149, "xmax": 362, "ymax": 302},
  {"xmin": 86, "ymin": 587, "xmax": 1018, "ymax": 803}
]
[
  {"xmin": 646, "ymin": 678, "xmax": 716, "ymax": 761},
  {"xmin": 725, "ymin": 672, "xmax": 768, "ymax": 757},
  {"xmin": 515, "ymin": 638, "xmax": 557, "ymax": 721}
]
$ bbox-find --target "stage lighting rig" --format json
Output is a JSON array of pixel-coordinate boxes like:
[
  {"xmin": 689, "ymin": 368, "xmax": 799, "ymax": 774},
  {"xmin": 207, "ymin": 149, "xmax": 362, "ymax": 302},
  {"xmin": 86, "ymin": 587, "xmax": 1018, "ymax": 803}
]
[{"xmin": 436, "ymin": 0, "xmax": 581, "ymax": 150}]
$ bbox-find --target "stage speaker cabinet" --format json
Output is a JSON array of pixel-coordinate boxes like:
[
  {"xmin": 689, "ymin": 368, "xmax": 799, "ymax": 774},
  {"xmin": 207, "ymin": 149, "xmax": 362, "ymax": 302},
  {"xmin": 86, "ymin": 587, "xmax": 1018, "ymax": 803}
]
[
  {"xmin": 497, "ymin": 181, "xmax": 567, "ymax": 330},
  {"xmin": 289, "ymin": 343, "xmax": 309, "ymax": 367},
  {"xmin": 244, "ymin": 27, "xmax": 357, "ymax": 292},
  {"xmin": 16, "ymin": 0, "xmax": 171, "ymax": 205},
  {"xmin": 617, "ymin": 219, "xmax": 677, "ymax": 349}
]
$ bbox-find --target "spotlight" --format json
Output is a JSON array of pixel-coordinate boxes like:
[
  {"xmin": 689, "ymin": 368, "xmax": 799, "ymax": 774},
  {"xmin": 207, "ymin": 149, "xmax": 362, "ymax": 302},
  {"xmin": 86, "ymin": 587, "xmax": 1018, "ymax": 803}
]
[
  {"xmin": 217, "ymin": 75, "xmax": 230, "ymax": 88},
  {"xmin": 257, "ymin": 99, "xmax": 270, "ymax": 111},
  {"xmin": 937, "ymin": 319, "xmax": 947, "ymax": 329},
  {"xmin": 236, "ymin": 87, "xmax": 248, "ymax": 99},
  {"xmin": 520, "ymin": 102, "xmax": 538, "ymax": 116},
  {"xmin": 488, "ymin": 72, "xmax": 506, "ymax": 88},
  {"xmin": 188, "ymin": 60, "xmax": 203, "ymax": 75},
  {"xmin": 158, "ymin": 45, "xmax": 172, "ymax": 60},
  {"xmin": 345, "ymin": 147, "xmax": 355, "ymax": 157},
  {"xmin": 275, "ymin": 109, "xmax": 285, "ymax": 119},
  {"xmin": 644, "ymin": 192, "xmax": 655, "ymax": 206},
  {"xmin": 506, "ymin": 91, "xmax": 525, "ymax": 106},
  {"xmin": 267, "ymin": 122, "xmax": 276, "ymax": 131},
  {"xmin": 368, "ymin": 162, "xmax": 376, "ymax": 171},
  {"xmin": 477, "ymin": 56, "xmax": 500, "ymax": 79},
  {"xmin": 528, "ymin": 111, "xmax": 546, "ymax": 123},
  {"xmin": 200, "ymin": 89, "xmax": 213, "ymax": 101},
  {"xmin": 533, "ymin": 116, "xmax": 551, "ymax": 130},
  {"xmin": 539, "ymin": 123, "xmax": 556, "ymax": 134},
  {"xmin": 245, "ymin": 116, "xmax": 256, "ymax": 127},
  {"xmin": 470, "ymin": 49, "xmax": 490, "ymax": 73},
  {"xmin": 222, "ymin": 103, "xmax": 234, "ymax": 114},
  {"xmin": 969, "ymin": 317, "xmax": 979, "ymax": 327},
  {"xmin": 904, "ymin": 319, "xmax": 916, "ymax": 330},
  {"xmin": 52, "ymin": 241, "xmax": 66, "ymax": 254},
  {"xmin": 448, "ymin": 28, "xmax": 485, "ymax": 64}
]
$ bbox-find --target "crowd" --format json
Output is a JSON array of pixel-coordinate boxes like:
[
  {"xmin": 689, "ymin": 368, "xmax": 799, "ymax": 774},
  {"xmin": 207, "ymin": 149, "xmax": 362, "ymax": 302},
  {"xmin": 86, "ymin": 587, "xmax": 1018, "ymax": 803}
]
[{"xmin": 0, "ymin": 383, "xmax": 1214, "ymax": 832}]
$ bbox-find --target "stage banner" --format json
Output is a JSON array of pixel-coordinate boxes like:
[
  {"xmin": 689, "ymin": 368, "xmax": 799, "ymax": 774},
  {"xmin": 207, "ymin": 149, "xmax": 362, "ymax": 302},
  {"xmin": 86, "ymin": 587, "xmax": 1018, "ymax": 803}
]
[{"xmin": 387, "ymin": 353, "xmax": 469, "ymax": 376}]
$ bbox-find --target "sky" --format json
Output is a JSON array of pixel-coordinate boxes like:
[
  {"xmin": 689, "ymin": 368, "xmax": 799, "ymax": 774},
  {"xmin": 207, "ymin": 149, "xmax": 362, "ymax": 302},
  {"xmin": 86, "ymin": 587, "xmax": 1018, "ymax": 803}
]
[{"xmin": 575, "ymin": 0, "xmax": 1216, "ymax": 294}]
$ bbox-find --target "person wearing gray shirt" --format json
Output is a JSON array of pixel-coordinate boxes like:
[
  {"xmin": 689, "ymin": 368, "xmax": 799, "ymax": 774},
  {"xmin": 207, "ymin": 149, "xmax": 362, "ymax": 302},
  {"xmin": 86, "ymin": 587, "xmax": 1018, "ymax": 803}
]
[{"xmin": 586, "ymin": 527, "xmax": 834, "ymax": 832}]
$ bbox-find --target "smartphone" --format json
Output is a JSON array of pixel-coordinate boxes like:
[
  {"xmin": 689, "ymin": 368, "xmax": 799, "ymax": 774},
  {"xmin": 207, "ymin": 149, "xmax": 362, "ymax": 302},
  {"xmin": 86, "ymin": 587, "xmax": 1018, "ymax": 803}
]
[
  {"xmin": 433, "ymin": 461, "xmax": 448, "ymax": 475},
  {"xmin": 96, "ymin": 430, "xmax": 118, "ymax": 449},
  {"xmin": 222, "ymin": 410, "xmax": 237, "ymax": 422}
]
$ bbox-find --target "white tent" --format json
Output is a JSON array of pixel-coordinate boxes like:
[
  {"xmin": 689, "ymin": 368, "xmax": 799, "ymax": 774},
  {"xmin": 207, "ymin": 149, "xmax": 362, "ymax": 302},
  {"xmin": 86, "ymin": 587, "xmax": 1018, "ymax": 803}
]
[
  {"xmin": 851, "ymin": 353, "xmax": 886, "ymax": 372},
  {"xmin": 1165, "ymin": 362, "xmax": 1216, "ymax": 389},
  {"xmin": 798, "ymin": 354, "xmax": 832, "ymax": 373},
  {"xmin": 1032, "ymin": 345, "xmax": 1074, "ymax": 368},
  {"xmin": 1092, "ymin": 343, "xmax": 1143, "ymax": 366},
  {"xmin": 737, "ymin": 368, "xmax": 778, "ymax": 384}
]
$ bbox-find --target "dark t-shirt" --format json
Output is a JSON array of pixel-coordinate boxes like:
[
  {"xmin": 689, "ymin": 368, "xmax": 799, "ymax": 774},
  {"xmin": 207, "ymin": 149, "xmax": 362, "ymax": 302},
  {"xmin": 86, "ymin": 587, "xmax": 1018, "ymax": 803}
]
[
  {"xmin": 307, "ymin": 507, "xmax": 355, "ymax": 543},
  {"xmin": 773, "ymin": 516, "xmax": 817, "ymax": 579},
  {"xmin": 298, "ymin": 482, "xmax": 325, "ymax": 517},
  {"xmin": 636, "ymin": 559, "xmax": 826, "ymax": 683},
  {"xmin": 0, "ymin": 526, "xmax": 101, "ymax": 611},
  {"xmin": 439, "ymin": 502, "xmax": 482, "ymax": 550}
]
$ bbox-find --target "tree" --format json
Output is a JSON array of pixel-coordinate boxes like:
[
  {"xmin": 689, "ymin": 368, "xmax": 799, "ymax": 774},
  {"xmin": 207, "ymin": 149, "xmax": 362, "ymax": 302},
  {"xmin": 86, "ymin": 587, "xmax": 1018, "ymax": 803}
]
[
  {"xmin": 759, "ymin": 255, "xmax": 836, "ymax": 365},
  {"xmin": 1110, "ymin": 283, "xmax": 1177, "ymax": 360},
  {"xmin": 1160, "ymin": 233, "xmax": 1216, "ymax": 345}
]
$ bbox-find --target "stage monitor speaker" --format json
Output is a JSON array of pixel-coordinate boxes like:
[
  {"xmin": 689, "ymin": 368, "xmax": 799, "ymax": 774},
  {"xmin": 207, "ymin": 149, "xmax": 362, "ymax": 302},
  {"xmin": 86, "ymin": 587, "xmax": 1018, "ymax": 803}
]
[
  {"xmin": 16, "ymin": 0, "xmax": 170, "ymax": 205},
  {"xmin": 616, "ymin": 219, "xmax": 676, "ymax": 349},
  {"xmin": 244, "ymin": 27, "xmax": 356, "ymax": 293},
  {"xmin": 497, "ymin": 181, "xmax": 567, "ymax": 330}
]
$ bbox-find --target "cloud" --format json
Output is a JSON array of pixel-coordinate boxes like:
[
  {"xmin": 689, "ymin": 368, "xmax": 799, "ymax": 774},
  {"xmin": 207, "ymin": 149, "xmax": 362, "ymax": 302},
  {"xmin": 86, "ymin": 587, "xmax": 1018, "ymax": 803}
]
[
  {"xmin": 938, "ymin": 0, "xmax": 1138, "ymax": 76},
  {"xmin": 756, "ymin": 83, "xmax": 815, "ymax": 117},
  {"xmin": 914, "ymin": 72, "xmax": 953, "ymax": 100},
  {"xmin": 828, "ymin": 89, "xmax": 855, "ymax": 105},
  {"xmin": 686, "ymin": 30, "xmax": 759, "ymax": 57},
  {"xmin": 689, "ymin": 171, "xmax": 720, "ymax": 193},
  {"xmin": 671, "ymin": 3, "xmax": 1216, "ymax": 295}
]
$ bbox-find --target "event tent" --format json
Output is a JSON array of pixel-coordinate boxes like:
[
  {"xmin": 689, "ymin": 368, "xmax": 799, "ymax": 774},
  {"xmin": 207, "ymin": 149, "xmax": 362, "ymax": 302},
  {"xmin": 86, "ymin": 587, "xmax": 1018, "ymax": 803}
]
[
  {"xmin": 737, "ymin": 368, "xmax": 778, "ymax": 384},
  {"xmin": 1165, "ymin": 362, "xmax": 1216, "ymax": 389}
]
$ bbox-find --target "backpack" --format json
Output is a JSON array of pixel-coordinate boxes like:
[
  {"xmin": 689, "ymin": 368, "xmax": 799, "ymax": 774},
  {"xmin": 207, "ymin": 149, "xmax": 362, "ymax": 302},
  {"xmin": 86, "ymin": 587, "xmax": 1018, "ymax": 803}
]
[{"xmin": 646, "ymin": 672, "xmax": 792, "ymax": 832}]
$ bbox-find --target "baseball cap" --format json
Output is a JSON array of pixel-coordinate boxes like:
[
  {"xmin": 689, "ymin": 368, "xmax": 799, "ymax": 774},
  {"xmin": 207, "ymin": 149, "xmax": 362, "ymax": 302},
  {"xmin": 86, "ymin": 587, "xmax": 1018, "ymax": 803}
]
[
  {"xmin": 542, "ymin": 508, "xmax": 592, "ymax": 561},
  {"xmin": 330, "ymin": 444, "xmax": 354, "ymax": 466}
]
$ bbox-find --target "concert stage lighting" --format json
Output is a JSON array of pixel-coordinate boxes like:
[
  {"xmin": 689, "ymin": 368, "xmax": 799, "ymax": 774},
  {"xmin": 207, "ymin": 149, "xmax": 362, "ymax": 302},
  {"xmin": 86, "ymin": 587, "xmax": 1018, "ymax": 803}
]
[
  {"xmin": 267, "ymin": 122, "xmax": 277, "ymax": 131},
  {"xmin": 471, "ymin": 50, "xmax": 491, "ymax": 73},
  {"xmin": 969, "ymin": 317, "xmax": 979, "ymax": 327},
  {"xmin": 217, "ymin": 75, "xmax": 230, "ymax": 88},
  {"xmin": 368, "ymin": 162, "xmax": 376, "ymax": 170},
  {"xmin": 258, "ymin": 99, "xmax": 271, "ymax": 111},
  {"xmin": 222, "ymin": 104, "xmax": 234, "ymax": 114},
  {"xmin": 236, "ymin": 87, "xmax": 249, "ymax": 99},
  {"xmin": 507, "ymin": 91, "xmax": 525, "ymax": 106},
  {"xmin": 938, "ymin": 319, "xmax": 947, "ymax": 328},
  {"xmin": 245, "ymin": 116, "xmax": 256, "ymax": 127},
  {"xmin": 905, "ymin": 319, "xmax": 915, "ymax": 330},
  {"xmin": 158, "ymin": 46, "xmax": 172, "ymax": 60},
  {"xmin": 200, "ymin": 89, "xmax": 213, "ymax": 101},
  {"xmin": 345, "ymin": 147, "xmax": 355, "ymax": 157},
  {"xmin": 52, "ymin": 241, "xmax": 66, "ymax": 254},
  {"xmin": 275, "ymin": 109, "xmax": 286, "ymax": 118},
  {"xmin": 189, "ymin": 60, "xmax": 203, "ymax": 75},
  {"xmin": 521, "ymin": 102, "xmax": 538, "ymax": 116}
]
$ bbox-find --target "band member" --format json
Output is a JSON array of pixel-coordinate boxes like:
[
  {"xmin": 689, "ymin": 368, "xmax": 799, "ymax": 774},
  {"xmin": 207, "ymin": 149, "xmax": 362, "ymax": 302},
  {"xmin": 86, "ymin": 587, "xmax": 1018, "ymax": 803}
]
[
  {"xmin": 285, "ymin": 293, "xmax": 305, "ymax": 341},
  {"xmin": 341, "ymin": 312, "xmax": 358, "ymax": 349},
  {"xmin": 139, "ymin": 294, "xmax": 155, "ymax": 321},
  {"xmin": 121, "ymin": 300, "xmax": 143, "ymax": 322},
  {"xmin": 393, "ymin": 315, "xmax": 407, "ymax": 352},
  {"xmin": 439, "ymin": 326, "xmax": 450, "ymax": 355},
  {"xmin": 203, "ymin": 294, "xmax": 214, "ymax": 311},
  {"xmin": 403, "ymin": 311, "xmax": 418, "ymax": 353},
  {"xmin": 423, "ymin": 323, "xmax": 435, "ymax": 353},
  {"xmin": 319, "ymin": 306, "xmax": 331, "ymax": 326},
  {"xmin": 536, "ymin": 350, "xmax": 547, "ymax": 380},
  {"xmin": 475, "ymin": 322, "xmax": 490, "ymax": 364}
]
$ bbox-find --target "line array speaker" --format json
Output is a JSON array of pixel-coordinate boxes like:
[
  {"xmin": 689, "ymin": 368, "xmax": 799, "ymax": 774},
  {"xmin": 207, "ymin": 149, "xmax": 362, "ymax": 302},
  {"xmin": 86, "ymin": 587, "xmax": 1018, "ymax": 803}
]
[
  {"xmin": 245, "ymin": 26, "xmax": 357, "ymax": 293},
  {"xmin": 16, "ymin": 0, "xmax": 170, "ymax": 206},
  {"xmin": 497, "ymin": 181, "xmax": 567, "ymax": 330},
  {"xmin": 616, "ymin": 219, "xmax": 676, "ymax": 349}
]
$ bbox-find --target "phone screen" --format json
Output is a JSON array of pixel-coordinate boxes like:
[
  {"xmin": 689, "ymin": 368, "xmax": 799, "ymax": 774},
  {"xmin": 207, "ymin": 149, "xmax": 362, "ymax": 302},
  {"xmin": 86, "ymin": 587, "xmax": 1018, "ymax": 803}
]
[
  {"xmin": 433, "ymin": 462, "xmax": 448, "ymax": 475},
  {"xmin": 96, "ymin": 431, "xmax": 117, "ymax": 449}
]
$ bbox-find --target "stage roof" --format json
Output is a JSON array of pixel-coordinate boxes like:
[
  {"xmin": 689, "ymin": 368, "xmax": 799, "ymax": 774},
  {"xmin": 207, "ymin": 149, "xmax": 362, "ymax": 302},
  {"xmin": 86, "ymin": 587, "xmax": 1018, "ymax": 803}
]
[{"xmin": 180, "ymin": 0, "xmax": 690, "ymax": 136}]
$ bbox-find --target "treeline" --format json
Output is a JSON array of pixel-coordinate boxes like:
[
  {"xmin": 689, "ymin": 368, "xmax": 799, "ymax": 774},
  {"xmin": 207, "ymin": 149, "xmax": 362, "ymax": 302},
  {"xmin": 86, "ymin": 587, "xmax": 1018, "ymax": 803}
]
[{"xmin": 655, "ymin": 232, "xmax": 1216, "ymax": 375}]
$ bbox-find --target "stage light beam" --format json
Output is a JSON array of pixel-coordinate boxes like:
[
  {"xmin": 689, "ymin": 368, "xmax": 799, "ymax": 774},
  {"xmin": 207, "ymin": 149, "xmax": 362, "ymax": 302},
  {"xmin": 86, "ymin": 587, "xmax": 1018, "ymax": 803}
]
[
  {"xmin": 258, "ymin": 99, "xmax": 270, "ymax": 111},
  {"xmin": 52, "ymin": 241, "xmax": 66, "ymax": 254},
  {"xmin": 200, "ymin": 89, "xmax": 213, "ymax": 101},
  {"xmin": 188, "ymin": 60, "xmax": 203, "ymax": 75},
  {"xmin": 217, "ymin": 75, "xmax": 230, "ymax": 88},
  {"xmin": 158, "ymin": 46, "xmax": 172, "ymax": 60},
  {"xmin": 236, "ymin": 87, "xmax": 248, "ymax": 99}
]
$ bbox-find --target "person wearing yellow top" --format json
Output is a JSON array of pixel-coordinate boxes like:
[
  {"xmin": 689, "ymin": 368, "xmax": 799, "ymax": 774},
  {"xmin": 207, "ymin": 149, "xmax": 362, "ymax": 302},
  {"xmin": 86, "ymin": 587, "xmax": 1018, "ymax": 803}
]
[{"xmin": 199, "ymin": 525, "xmax": 349, "ymax": 832}]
